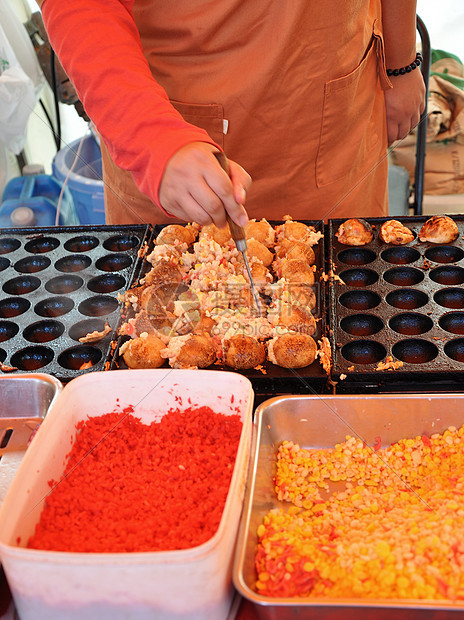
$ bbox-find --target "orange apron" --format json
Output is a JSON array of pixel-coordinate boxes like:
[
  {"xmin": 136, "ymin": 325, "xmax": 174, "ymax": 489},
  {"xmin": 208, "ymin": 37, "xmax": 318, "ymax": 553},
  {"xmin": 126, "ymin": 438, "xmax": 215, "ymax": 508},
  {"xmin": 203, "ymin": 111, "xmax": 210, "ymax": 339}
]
[{"xmin": 102, "ymin": 0, "xmax": 390, "ymax": 225}]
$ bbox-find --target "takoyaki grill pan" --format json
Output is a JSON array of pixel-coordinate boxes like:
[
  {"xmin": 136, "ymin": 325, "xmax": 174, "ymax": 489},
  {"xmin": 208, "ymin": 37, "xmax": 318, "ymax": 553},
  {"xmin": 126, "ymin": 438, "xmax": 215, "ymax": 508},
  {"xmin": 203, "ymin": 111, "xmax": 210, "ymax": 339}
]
[
  {"xmin": 110, "ymin": 221, "xmax": 331, "ymax": 394},
  {"xmin": 328, "ymin": 215, "xmax": 464, "ymax": 391},
  {"xmin": 0, "ymin": 225, "xmax": 150, "ymax": 381}
]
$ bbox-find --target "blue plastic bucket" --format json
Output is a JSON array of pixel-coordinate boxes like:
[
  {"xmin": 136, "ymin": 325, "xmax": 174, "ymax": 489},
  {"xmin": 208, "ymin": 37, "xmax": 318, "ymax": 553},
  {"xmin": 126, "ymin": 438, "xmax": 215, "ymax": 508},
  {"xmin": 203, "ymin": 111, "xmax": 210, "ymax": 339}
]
[
  {"xmin": 0, "ymin": 174, "xmax": 78, "ymax": 228},
  {"xmin": 52, "ymin": 134, "xmax": 105, "ymax": 225}
]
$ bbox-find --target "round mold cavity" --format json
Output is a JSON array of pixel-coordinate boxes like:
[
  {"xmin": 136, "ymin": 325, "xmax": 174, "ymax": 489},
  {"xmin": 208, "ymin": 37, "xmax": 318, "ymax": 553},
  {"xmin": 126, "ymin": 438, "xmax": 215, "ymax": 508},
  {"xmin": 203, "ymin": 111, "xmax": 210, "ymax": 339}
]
[
  {"xmin": 87, "ymin": 273, "xmax": 126, "ymax": 294},
  {"xmin": 383, "ymin": 267, "xmax": 424, "ymax": 287},
  {"xmin": 24, "ymin": 236, "xmax": 59, "ymax": 254},
  {"xmin": 0, "ymin": 238, "xmax": 21, "ymax": 254},
  {"xmin": 340, "ymin": 314, "xmax": 383, "ymax": 337},
  {"xmin": 78, "ymin": 295, "xmax": 119, "ymax": 317},
  {"xmin": 0, "ymin": 297, "xmax": 30, "ymax": 318},
  {"xmin": 338, "ymin": 268, "xmax": 378, "ymax": 288},
  {"xmin": 338, "ymin": 290, "xmax": 381, "ymax": 311},
  {"xmin": 23, "ymin": 320, "xmax": 65, "ymax": 343},
  {"xmin": 3, "ymin": 275, "xmax": 41, "ymax": 296},
  {"xmin": 444, "ymin": 339, "xmax": 464, "ymax": 363},
  {"xmin": 337, "ymin": 248, "xmax": 376, "ymax": 266},
  {"xmin": 429, "ymin": 266, "xmax": 464, "ymax": 286},
  {"xmin": 380, "ymin": 247, "xmax": 421, "ymax": 265},
  {"xmin": 14, "ymin": 255, "xmax": 51, "ymax": 274},
  {"xmin": 35, "ymin": 296, "xmax": 74, "ymax": 318},
  {"xmin": 392, "ymin": 339, "xmax": 438, "ymax": 365},
  {"xmin": 103, "ymin": 234, "xmax": 139, "ymax": 252},
  {"xmin": 0, "ymin": 256, "xmax": 10, "ymax": 271},
  {"xmin": 64, "ymin": 235, "xmax": 99, "ymax": 253},
  {"xmin": 95, "ymin": 253, "xmax": 132, "ymax": 272},
  {"xmin": 58, "ymin": 345, "xmax": 102, "ymax": 370},
  {"xmin": 341, "ymin": 340, "xmax": 387, "ymax": 365},
  {"xmin": 55, "ymin": 254, "xmax": 92, "ymax": 273},
  {"xmin": 425, "ymin": 246, "xmax": 464, "ymax": 264},
  {"xmin": 0, "ymin": 348, "xmax": 5, "ymax": 363},
  {"xmin": 45, "ymin": 275, "xmax": 84, "ymax": 295},
  {"xmin": 10, "ymin": 345, "xmax": 54, "ymax": 371},
  {"xmin": 68, "ymin": 318, "xmax": 109, "ymax": 342},
  {"xmin": 439, "ymin": 312, "xmax": 464, "ymax": 335},
  {"xmin": 386, "ymin": 289, "xmax": 428, "ymax": 310},
  {"xmin": 0, "ymin": 320, "xmax": 19, "ymax": 342},
  {"xmin": 434, "ymin": 288, "xmax": 464, "ymax": 310},
  {"xmin": 389, "ymin": 312, "xmax": 433, "ymax": 336}
]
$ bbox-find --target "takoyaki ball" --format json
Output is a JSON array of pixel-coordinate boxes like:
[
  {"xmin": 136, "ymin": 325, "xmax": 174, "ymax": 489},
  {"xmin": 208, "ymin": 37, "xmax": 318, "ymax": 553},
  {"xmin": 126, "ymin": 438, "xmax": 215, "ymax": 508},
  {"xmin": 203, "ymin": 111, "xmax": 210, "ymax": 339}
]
[
  {"xmin": 245, "ymin": 261, "xmax": 273, "ymax": 288},
  {"xmin": 165, "ymin": 333, "xmax": 217, "ymax": 369},
  {"xmin": 379, "ymin": 220, "xmax": 415, "ymax": 245},
  {"xmin": 140, "ymin": 281, "xmax": 187, "ymax": 318},
  {"xmin": 223, "ymin": 334, "xmax": 266, "ymax": 369},
  {"xmin": 121, "ymin": 334, "xmax": 166, "ymax": 369},
  {"xmin": 245, "ymin": 239, "xmax": 274, "ymax": 267},
  {"xmin": 245, "ymin": 218, "xmax": 275, "ymax": 247},
  {"xmin": 199, "ymin": 223, "xmax": 232, "ymax": 245},
  {"xmin": 267, "ymin": 332, "xmax": 317, "ymax": 368},
  {"xmin": 155, "ymin": 223, "xmax": 198, "ymax": 246},
  {"xmin": 193, "ymin": 313, "xmax": 216, "ymax": 335},
  {"xmin": 419, "ymin": 215, "xmax": 459, "ymax": 244},
  {"xmin": 275, "ymin": 239, "xmax": 315, "ymax": 265},
  {"xmin": 335, "ymin": 218, "xmax": 374, "ymax": 245},
  {"xmin": 130, "ymin": 309, "xmax": 158, "ymax": 336},
  {"xmin": 143, "ymin": 259, "xmax": 183, "ymax": 288},
  {"xmin": 279, "ymin": 258, "xmax": 315, "ymax": 286},
  {"xmin": 276, "ymin": 284, "xmax": 317, "ymax": 312},
  {"xmin": 273, "ymin": 303, "xmax": 317, "ymax": 335}
]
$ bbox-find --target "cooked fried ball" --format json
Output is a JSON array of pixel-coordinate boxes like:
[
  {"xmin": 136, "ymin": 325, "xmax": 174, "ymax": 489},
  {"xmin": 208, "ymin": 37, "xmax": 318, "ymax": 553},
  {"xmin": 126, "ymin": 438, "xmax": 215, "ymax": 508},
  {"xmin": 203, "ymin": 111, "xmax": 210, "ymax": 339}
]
[
  {"xmin": 336, "ymin": 218, "xmax": 374, "ymax": 245},
  {"xmin": 418, "ymin": 215, "xmax": 459, "ymax": 244},
  {"xmin": 286, "ymin": 285, "xmax": 317, "ymax": 311},
  {"xmin": 246, "ymin": 239, "xmax": 274, "ymax": 267},
  {"xmin": 199, "ymin": 223, "xmax": 232, "ymax": 245},
  {"xmin": 140, "ymin": 281, "xmax": 187, "ymax": 318},
  {"xmin": 245, "ymin": 218, "xmax": 275, "ymax": 247},
  {"xmin": 194, "ymin": 313, "xmax": 216, "ymax": 335},
  {"xmin": 244, "ymin": 261, "xmax": 273, "ymax": 288},
  {"xmin": 275, "ymin": 239, "xmax": 315, "ymax": 265},
  {"xmin": 379, "ymin": 219, "xmax": 415, "ymax": 245},
  {"xmin": 121, "ymin": 335, "xmax": 166, "ymax": 369},
  {"xmin": 279, "ymin": 258, "xmax": 315, "ymax": 286},
  {"xmin": 155, "ymin": 223, "xmax": 198, "ymax": 246},
  {"xmin": 142, "ymin": 259, "xmax": 183, "ymax": 287},
  {"xmin": 267, "ymin": 332, "xmax": 317, "ymax": 368},
  {"xmin": 272, "ymin": 303, "xmax": 317, "ymax": 335},
  {"xmin": 166, "ymin": 333, "xmax": 217, "ymax": 369},
  {"xmin": 223, "ymin": 334, "xmax": 266, "ymax": 369}
]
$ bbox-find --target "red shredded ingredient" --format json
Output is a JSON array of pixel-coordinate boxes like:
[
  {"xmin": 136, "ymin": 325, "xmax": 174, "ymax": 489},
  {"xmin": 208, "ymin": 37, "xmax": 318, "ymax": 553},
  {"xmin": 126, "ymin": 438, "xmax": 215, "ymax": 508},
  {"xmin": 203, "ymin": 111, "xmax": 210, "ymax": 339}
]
[{"xmin": 27, "ymin": 405, "xmax": 242, "ymax": 553}]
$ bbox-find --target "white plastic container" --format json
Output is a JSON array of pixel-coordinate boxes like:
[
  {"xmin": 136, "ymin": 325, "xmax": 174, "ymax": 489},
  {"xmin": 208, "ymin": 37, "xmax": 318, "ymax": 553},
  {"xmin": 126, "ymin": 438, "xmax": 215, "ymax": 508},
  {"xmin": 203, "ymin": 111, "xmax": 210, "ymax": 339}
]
[{"xmin": 0, "ymin": 369, "xmax": 254, "ymax": 620}]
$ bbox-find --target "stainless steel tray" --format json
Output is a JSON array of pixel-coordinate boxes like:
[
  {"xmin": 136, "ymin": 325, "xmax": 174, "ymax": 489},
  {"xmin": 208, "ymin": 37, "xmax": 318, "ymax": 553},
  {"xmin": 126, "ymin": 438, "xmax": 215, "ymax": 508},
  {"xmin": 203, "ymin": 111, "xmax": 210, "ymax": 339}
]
[
  {"xmin": 233, "ymin": 394, "xmax": 464, "ymax": 619},
  {"xmin": 0, "ymin": 373, "xmax": 62, "ymax": 507}
]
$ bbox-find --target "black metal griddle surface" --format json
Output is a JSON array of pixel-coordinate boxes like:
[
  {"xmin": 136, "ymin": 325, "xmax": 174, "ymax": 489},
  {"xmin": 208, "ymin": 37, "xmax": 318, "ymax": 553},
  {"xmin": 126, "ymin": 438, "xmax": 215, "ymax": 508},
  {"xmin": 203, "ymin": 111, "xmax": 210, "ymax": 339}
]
[
  {"xmin": 0, "ymin": 225, "xmax": 150, "ymax": 381},
  {"xmin": 329, "ymin": 215, "xmax": 464, "ymax": 387}
]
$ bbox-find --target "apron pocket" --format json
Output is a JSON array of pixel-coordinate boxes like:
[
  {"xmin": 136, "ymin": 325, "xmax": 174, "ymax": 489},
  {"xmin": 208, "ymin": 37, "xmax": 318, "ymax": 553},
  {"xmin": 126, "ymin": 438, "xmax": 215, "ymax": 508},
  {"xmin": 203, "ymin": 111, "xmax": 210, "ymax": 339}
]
[
  {"xmin": 316, "ymin": 32, "xmax": 383, "ymax": 188},
  {"xmin": 170, "ymin": 100, "xmax": 225, "ymax": 148}
]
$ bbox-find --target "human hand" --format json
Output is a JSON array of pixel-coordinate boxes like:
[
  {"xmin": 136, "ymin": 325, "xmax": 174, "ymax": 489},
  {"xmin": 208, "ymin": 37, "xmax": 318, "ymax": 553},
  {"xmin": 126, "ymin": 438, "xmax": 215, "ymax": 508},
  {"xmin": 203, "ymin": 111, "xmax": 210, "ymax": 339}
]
[
  {"xmin": 384, "ymin": 69, "xmax": 426, "ymax": 145},
  {"xmin": 159, "ymin": 142, "xmax": 252, "ymax": 227}
]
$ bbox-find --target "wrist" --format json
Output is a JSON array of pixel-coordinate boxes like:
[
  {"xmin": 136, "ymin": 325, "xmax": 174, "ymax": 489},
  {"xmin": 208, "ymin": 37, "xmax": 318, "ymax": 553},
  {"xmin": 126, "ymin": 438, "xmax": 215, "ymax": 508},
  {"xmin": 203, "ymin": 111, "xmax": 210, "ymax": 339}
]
[{"xmin": 386, "ymin": 52, "xmax": 423, "ymax": 77}]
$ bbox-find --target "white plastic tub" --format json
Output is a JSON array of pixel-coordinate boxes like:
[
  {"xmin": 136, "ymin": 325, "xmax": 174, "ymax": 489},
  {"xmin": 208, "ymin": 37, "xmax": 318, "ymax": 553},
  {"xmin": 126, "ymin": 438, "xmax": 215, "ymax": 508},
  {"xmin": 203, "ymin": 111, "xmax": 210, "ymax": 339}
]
[{"xmin": 0, "ymin": 369, "xmax": 253, "ymax": 620}]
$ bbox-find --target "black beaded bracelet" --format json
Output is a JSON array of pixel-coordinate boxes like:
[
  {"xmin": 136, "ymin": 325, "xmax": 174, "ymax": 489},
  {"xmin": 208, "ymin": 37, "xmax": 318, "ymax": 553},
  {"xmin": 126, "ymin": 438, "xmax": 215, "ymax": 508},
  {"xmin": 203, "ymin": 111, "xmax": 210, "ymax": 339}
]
[{"xmin": 386, "ymin": 52, "xmax": 423, "ymax": 77}]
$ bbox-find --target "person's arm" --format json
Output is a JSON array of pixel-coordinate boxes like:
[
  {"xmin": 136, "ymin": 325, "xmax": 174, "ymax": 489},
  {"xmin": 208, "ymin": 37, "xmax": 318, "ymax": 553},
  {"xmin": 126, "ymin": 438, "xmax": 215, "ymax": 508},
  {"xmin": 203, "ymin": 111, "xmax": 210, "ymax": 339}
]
[
  {"xmin": 381, "ymin": 0, "xmax": 426, "ymax": 144},
  {"xmin": 37, "ymin": 0, "xmax": 250, "ymax": 226}
]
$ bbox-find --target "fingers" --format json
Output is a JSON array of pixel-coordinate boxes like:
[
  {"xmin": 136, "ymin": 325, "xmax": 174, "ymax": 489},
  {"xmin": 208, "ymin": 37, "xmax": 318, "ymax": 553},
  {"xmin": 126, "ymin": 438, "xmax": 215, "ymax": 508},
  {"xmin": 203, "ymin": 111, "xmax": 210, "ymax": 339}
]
[{"xmin": 159, "ymin": 142, "xmax": 252, "ymax": 228}]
